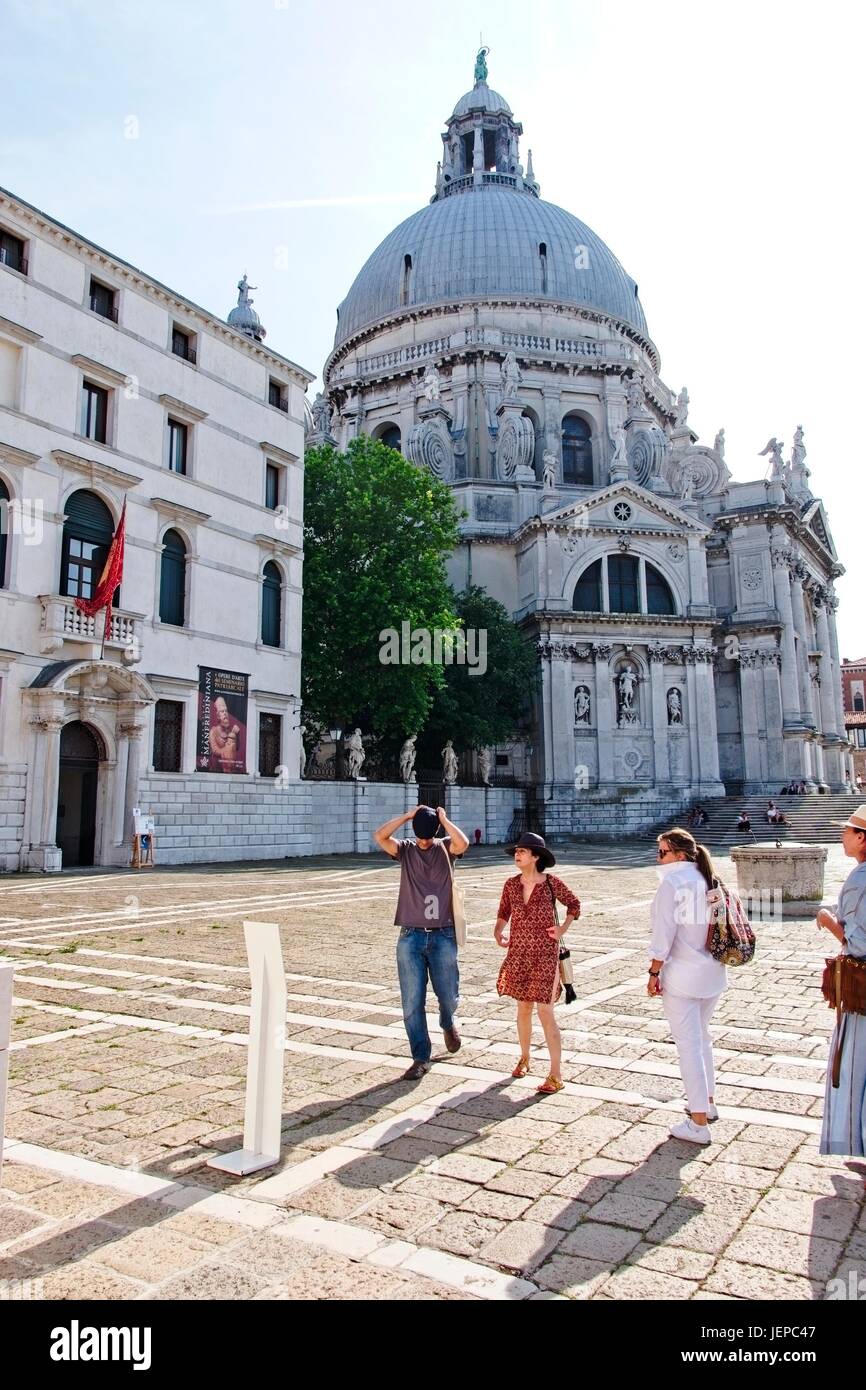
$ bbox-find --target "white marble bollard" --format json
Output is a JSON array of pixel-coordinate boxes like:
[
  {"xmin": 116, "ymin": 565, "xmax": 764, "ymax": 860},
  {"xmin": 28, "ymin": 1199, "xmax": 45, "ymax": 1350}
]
[
  {"xmin": 0, "ymin": 964, "xmax": 13, "ymax": 1189},
  {"xmin": 207, "ymin": 922, "xmax": 286, "ymax": 1176}
]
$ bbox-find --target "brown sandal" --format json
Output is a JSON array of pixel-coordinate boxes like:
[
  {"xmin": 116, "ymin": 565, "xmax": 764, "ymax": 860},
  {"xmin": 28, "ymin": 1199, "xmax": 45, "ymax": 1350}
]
[
  {"xmin": 536, "ymin": 1075, "xmax": 564, "ymax": 1095},
  {"xmin": 511, "ymin": 1056, "xmax": 531, "ymax": 1078}
]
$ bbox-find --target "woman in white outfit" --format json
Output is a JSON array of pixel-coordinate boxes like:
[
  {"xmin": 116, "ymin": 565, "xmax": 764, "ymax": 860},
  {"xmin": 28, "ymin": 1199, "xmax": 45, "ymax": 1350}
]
[{"xmin": 647, "ymin": 828, "xmax": 727, "ymax": 1144}]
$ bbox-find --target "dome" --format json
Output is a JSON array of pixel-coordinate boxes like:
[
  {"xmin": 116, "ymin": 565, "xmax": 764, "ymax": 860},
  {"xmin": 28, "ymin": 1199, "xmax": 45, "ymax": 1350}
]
[
  {"xmin": 334, "ymin": 187, "xmax": 648, "ymax": 346},
  {"xmin": 227, "ymin": 274, "xmax": 266, "ymax": 342},
  {"xmin": 451, "ymin": 81, "xmax": 512, "ymax": 118}
]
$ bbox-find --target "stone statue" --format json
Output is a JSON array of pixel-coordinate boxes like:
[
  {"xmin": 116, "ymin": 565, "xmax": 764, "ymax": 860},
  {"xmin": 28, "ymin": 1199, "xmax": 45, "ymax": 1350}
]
[
  {"xmin": 344, "ymin": 728, "xmax": 366, "ymax": 780},
  {"xmin": 542, "ymin": 450, "xmax": 557, "ymax": 489},
  {"xmin": 675, "ymin": 386, "xmax": 689, "ymax": 429},
  {"xmin": 501, "ymin": 351, "xmax": 521, "ymax": 402},
  {"xmin": 442, "ymin": 739, "xmax": 459, "ymax": 785},
  {"xmin": 399, "ymin": 736, "xmax": 417, "ymax": 784},
  {"xmin": 329, "ymin": 404, "xmax": 340, "ymax": 436},
  {"xmin": 759, "ymin": 437, "xmax": 785, "ymax": 480},
  {"xmin": 667, "ymin": 688, "xmax": 683, "ymax": 725},
  {"xmin": 478, "ymin": 747, "xmax": 492, "ymax": 786},
  {"xmin": 574, "ymin": 685, "xmax": 591, "ymax": 725},
  {"xmin": 617, "ymin": 666, "xmax": 639, "ymax": 725},
  {"xmin": 679, "ymin": 464, "xmax": 695, "ymax": 500},
  {"xmin": 237, "ymin": 274, "xmax": 256, "ymax": 307},
  {"xmin": 474, "ymin": 46, "xmax": 489, "ymax": 83},
  {"xmin": 422, "ymin": 362, "xmax": 441, "ymax": 403},
  {"xmin": 791, "ymin": 424, "xmax": 806, "ymax": 471},
  {"xmin": 311, "ymin": 392, "xmax": 330, "ymax": 436},
  {"xmin": 612, "ymin": 425, "xmax": 628, "ymax": 468},
  {"xmin": 714, "ymin": 428, "xmax": 725, "ymax": 460},
  {"xmin": 626, "ymin": 375, "xmax": 644, "ymax": 414}
]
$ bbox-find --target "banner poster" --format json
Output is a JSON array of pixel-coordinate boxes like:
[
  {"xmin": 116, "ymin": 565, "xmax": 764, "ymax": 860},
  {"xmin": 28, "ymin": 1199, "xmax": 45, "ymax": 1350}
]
[{"xmin": 197, "ymin": 667, "xmax": 248, "ymax": 773}]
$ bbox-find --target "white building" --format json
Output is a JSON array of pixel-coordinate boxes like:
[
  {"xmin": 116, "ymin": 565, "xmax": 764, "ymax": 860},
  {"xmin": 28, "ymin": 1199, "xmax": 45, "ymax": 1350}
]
[
  {"xmin": 0, "ymin": 186, "xmax": 313, "ymax": 870},
  {"xmin": 314, "ymin": 55, "xmax": 852, "ymax": 835}
]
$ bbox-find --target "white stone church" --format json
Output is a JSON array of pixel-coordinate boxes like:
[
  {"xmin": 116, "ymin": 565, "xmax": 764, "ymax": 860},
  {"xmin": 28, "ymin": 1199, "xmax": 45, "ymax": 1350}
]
[{"xmin": 312, "ymin": 53, "xmax": 851, "ymax": 834}]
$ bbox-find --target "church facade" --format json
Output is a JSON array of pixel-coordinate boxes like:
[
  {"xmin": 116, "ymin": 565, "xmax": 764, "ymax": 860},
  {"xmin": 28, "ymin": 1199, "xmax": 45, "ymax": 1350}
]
[{"xmin": 312, "ymin": 54, "xmax": 851, "ymax": 832}]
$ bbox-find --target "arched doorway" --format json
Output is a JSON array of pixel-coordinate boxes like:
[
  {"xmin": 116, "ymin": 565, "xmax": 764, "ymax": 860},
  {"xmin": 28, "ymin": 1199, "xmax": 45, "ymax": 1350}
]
[{"xmin": 56, "ymin": 722, "xmax": 103, "ymax": 867}]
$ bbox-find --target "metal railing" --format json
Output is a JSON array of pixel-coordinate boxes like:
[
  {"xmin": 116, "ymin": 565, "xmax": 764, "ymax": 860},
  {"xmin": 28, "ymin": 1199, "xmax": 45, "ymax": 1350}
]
[
  {"xmin": 0, "ymin": 249, "xmax": 28, "ymax": 276},
  {"xmin": 89, "ymin": 296, "xmax": 119, "ymax": 323}
]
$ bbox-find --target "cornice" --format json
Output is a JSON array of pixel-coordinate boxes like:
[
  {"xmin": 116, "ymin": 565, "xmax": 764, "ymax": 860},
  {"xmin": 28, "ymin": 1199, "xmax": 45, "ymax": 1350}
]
[
  {"xmin": 260, "ymin": 440, "xmax": 300, "ymax": 467},
  {"xmin": 0, "ymin": 439, "xmax": 41, "ymax": 468},
  {"xmin": 51, "ymin": 449, "xmax": 143, "ymax": 490},
  {"xmin": 149, "ymin": 497, "xmax": 212, "ymax": 524},
  {"xmin": 158, "ymin": 394, "xmax": 208, "ymax": 423},
  {"xmin": 0, "ymin": 315, "xmax": 42, "ymax": 346},
  {"xmin": 70, "ymin": 354, "xmax": 129, "ymax": 388}
]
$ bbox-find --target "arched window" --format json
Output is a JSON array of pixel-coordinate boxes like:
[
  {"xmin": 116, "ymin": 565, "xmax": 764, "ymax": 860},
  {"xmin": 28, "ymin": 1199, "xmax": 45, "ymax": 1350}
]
[
  {"xmin": 0, "ymin": 477, "xmax": 9, "ymax": 588},
  {"xmin": 646, "ymin": 562, "xmax": 675, "ymax": 615},
  {"xmin": 573, "ymin": 558, "xmax": 602, "ymax": 612},
  {"xmin": 562, "ymin": 415, "xmax": 593, "ymax": 485},
  {"xmin": 61, "ymin": 490, "xmax": 116, "ymax": 602},
  {"xmin": 261, "ymin": 560, "xmax": 282, "ymax": 648},
  {"xmin": 379, "ymin": 424, "xmax": 401, "ymax": 453},
  {"xmin": 608, "ymin": 555, "xmax": 639, "ymax": 613},
  {"xmin": 854, "ymin": 694, "xmax": 865, "ymax": 713},
  {"xmin": 159, "ymin": 529, "xmax": 187, "ymax": 626}
]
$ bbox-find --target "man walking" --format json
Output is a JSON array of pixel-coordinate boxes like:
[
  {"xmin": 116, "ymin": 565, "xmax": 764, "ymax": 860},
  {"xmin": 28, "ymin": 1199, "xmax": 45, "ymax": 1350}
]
[{"xmin": 374, "ymin": 804, "xmax": 469, "ymax": 1080}]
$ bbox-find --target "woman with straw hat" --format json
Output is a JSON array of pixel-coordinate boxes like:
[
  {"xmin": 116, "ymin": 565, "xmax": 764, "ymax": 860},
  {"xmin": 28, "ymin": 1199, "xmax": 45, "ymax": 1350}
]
[
  {"xmin": 494, "ymin": 833, "xmax": 581, "ymax": 1094},
  {"xmin": 817, "ymin": 803, "xmax": 866, "ymax": 1181}
]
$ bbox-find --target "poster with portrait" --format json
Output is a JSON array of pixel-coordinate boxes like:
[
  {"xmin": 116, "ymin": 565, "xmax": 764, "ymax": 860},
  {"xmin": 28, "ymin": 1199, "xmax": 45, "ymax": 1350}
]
[{"xmin": 197, "ymin": 667, "xmax": 248, "ymax": 774}]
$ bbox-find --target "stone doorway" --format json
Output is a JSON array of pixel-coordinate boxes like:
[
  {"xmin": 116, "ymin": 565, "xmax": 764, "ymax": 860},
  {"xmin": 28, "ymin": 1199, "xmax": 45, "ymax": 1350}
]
[{"xmin": 56, "ymin": 722, "xmax": 103, "ymax": 867}]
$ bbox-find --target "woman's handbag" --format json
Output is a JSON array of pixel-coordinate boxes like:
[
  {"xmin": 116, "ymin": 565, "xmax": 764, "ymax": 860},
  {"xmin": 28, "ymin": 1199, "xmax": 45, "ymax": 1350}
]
[
  {"xmin": 440, "ymin": 842, "xmax": 466, "ymax": 948},
  {"xmin": 705, "ymin": 878, "xmax": 755, "ymax": 966},
  {"xmin": 822, "ymin": 954, "xmax": 866, "ymax": 1087},
  {"xmin": 546, "ymin": 879, "xmax": 576, "ymax": 1003}
]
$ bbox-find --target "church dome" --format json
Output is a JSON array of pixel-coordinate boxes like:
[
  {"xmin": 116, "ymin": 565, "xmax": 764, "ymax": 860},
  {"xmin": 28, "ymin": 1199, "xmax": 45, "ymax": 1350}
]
[
  {"xmin": 451, "ymin": 82, "xmax": 512, "ymax": 117},
  {"xmin": 334, "ymin": 187, "xmax": 647, "ymax": 346}
]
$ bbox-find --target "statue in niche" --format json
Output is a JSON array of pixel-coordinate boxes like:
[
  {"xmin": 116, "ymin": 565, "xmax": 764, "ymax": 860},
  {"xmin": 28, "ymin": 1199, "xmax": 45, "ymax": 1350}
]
[
  {"xmin": 399, "ymin": 735, "xmax": 417, "ymax": 784},
  {"xmin": 344, "ymin": 728, "xmax": 366, "ymax": 780},
  {"xmin": 679, "ymin": 464, "xmax": 696, "ymax": 500},
  {"xmin": 675, "ymin": 386, "xmax": 690, "ymax": 428},
  {"xmin": 574, "ymin": 685, "xmax": 591, "ymax": 725},
  {"xmin": 617, "ymin": 666, "xmax": 639, "ymax": 725},
  {"xmin": 478, "ymin": 747, "xmax": 492, "ymax": 786},
  {"xmin": 422, "ymin": 362, "xmax": 441, "ymax": 403},
  {"xmin": 542, "ymin": 450, "xmax": 557, "ymax": 489},
  {"xmin": 714, "ymin": 428, "xmax": 725, "ymax": 461},
  {"xmin": 667, "ymin": 688, "xmax": 683, "ymax": 725},
  {"xmin": 611, "ymin": 425, "xmax": 628, "ymax": 469},
  {"xmin": 501, "ymin": 351, "xmax": 521, "ymax": 401},
  {"xmin": 626, "ymin": 374, "xmax": 644, "ymax": 414},
  {"xmin": 442, "ymin": 739, "xmax": 459, "ymax": 785}
]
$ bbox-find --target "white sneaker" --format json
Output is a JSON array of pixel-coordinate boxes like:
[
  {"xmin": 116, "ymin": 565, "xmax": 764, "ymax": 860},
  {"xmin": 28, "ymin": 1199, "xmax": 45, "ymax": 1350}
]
[
  {"xmin": 670, "ymin": 1118, "xmax": 711, "ymax": 1145},
  {"xmin": 683, "ymin": 1101, "xmax": 718, "ymax": 1122}
]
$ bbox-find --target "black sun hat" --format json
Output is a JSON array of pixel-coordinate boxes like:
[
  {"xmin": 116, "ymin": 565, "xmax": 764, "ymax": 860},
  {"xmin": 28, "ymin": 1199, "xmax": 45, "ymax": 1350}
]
[{"xmin": 505, "ymin": 832, "xmax": 555, "ymax": 869}]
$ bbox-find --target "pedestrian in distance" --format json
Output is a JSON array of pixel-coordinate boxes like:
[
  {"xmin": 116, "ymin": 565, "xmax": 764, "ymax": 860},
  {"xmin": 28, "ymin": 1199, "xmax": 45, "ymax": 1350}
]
[
  {"xmin": 647, "ymin": 828, "xmax": 727, "ymax": 1144},
  {"xmin": 494, "ymin": 833, "xmax": 581, "ymax": 1094},
  {"xmin": 373, "ymin": 804, "xmax": 469, "ymax": 1080}
]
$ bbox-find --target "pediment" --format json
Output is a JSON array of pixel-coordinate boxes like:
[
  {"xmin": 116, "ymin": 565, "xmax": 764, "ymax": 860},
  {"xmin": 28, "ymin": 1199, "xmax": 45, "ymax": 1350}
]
[
  {"xmin": 538, "ymin": 481, "xmax": 710, "ymax": 536},
  {"xmin": 801, "ymin": 500, "xmax": 837, "ymax": 561}
]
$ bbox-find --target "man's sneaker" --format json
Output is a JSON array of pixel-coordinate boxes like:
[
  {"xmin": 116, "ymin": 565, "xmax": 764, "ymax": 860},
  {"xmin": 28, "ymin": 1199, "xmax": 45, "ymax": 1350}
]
[
  {"xmin": 443, "ymin": 1026, "xmax": 461, "ymax": 1054},
  {"xmin": 401, "ymin": 1061, "xmax": 430, "ymax": 1081},
  {"xmin": 669, "ymin": 1117, "xmax": 711, "ymax": 1145},
  {"xmin": 683, "ymin": 1101, "xmax": 719, "ymax": 1122}
]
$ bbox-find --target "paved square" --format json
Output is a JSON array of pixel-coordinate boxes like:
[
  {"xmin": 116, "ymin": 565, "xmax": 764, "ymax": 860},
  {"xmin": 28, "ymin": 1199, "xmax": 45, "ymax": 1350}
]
[{"xmin": 0, "ymin": 844, "xmax": 862, "ymax": 1300}]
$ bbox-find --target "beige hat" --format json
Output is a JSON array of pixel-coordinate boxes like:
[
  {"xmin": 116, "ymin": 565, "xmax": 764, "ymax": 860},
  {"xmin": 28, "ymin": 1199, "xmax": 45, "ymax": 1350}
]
[{"xmin": 837, "ymin": 805, "xmax": 866, "ymax": 830}]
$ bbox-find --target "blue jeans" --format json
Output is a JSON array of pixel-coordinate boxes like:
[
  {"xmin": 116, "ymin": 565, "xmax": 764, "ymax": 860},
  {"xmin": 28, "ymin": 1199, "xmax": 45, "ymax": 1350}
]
[{"xmin": 396, "ymin": 926, "xmax": 460, "ymax": 1063}]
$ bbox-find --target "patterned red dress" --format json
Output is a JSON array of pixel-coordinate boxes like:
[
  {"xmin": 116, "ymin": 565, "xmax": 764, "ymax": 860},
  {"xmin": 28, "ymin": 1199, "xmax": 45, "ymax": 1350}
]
[{"xmin": 496, "ymin": 873, "xmax": 582, "ymax": 1004}]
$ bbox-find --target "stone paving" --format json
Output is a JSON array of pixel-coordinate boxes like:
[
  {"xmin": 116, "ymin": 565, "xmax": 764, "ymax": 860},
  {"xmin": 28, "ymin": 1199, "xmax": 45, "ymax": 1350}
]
[{"xmin": 0, "ymin": 842, "xmax": 864, "ymax": 1301}]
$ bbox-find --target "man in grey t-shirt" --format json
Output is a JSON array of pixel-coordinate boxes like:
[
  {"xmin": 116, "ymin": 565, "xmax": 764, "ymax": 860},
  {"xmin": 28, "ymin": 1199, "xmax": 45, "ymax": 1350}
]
[{"xmin": 374, "ymin": 804, "xmax": 469, "ymax": 1080}]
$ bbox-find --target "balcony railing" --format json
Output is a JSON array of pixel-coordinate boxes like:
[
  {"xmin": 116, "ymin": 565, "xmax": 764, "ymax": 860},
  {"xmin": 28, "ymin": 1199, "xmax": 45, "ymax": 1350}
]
[
  {"xmin": 269, "ymin": 394, "xmax": 289, "ymax": 413},
  {"xmin": 89, "ymin": 296, "xmax": 119, "ymax": 323},
  {"xmin": 172, "ymin": 343, "xmax": 197, "ymax": 365},
  {"xmin": 0, "ymin": 248, "xmax": 28, "ymax": 276},
  {"xmin": 39, "ymin": 595, "xmax": 141, "ymax": 662}
]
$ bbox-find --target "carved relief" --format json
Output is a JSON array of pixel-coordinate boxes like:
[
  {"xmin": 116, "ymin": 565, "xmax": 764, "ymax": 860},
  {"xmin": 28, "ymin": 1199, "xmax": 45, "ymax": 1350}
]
[
  {"xmin": 574, "ymin": 685, "xmax": 591, "ymax": 725},
  {"xmin": 496, "ymin": 413, "xmax": 534, "ymax": 480},
  {"xmin": 406, "ymin": 416, "xmax": 454, "ymax": 480}
]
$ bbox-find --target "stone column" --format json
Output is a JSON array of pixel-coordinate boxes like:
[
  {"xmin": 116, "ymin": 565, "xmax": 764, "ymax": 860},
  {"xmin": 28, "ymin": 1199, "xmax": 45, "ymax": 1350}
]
[
  {"xmin": 638, "ymin": 558, "xmax": 648, "ymax": 615},
  {"xmin": 738, "ymin": 652, "xmax": 764, "ymax": 792},
  {"xmin": 113, "ymin": 732, "xmax": 131, "ymax": 846},
  {"xmin": 122, "ymin": 724, "xmax": 145, "ymax": 850},
  {"xmin": 761, "ymin": 652, "xmax": 786, "ymax": 788},
  {"xmin": 770, "ymin": 540, "xmax": 801, "ymax": 724},
  {"xmin": 649, "ymin": 646, "xmax": 670, "ymax": 784},
  {"xmin": 789, "ymin": 563, "xmax": 815, "ymax": 726},
  {"xmin": 691, "ymin": 647, "xmax": 725, "ymax": 793},
  {"xmin": 826, "ymin": 595, "xmax": 847, "ymax": 739},
  {"xmin": 593, "ymin": 642, "xmax": 614, "ymax": 786},
  {"xmin": 40, "ymin": 719, "xmax": 63, "ymax": 848},
  {"xmin": 813, "ymin": 595, "xmax": 838, "ymax": 737}
]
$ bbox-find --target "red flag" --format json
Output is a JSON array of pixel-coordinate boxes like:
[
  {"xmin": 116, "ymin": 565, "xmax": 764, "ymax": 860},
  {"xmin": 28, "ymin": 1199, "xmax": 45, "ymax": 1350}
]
[{"xmin": 74, "ymin": 500, "xmax": 126, "ymax": 643}]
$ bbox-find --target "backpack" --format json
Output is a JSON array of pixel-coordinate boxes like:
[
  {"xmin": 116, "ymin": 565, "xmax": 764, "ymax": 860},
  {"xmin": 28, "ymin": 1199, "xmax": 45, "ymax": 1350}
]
[{"xmin": 705, "ymin": 878, "xmax": 755, "ymax": 966}]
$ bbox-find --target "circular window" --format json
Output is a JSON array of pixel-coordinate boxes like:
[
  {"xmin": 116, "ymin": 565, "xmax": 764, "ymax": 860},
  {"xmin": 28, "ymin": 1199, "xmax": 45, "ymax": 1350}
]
[{"xmin": 613, "ymin": 501, "xmax": 632, "ymax": 522}]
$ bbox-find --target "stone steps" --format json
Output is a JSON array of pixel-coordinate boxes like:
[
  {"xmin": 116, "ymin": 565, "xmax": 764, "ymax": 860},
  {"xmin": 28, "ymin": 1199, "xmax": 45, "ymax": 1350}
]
[{"xmin": 636, "ymin": 793, "xmax": 860, "ymax": 847}]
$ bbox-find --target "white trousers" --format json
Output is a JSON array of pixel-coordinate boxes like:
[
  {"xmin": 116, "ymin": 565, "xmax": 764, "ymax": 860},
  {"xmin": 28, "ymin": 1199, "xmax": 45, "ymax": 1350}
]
[{"xmin": 662, "ymin": 990, "xmax": 722, "ymax": 1115}]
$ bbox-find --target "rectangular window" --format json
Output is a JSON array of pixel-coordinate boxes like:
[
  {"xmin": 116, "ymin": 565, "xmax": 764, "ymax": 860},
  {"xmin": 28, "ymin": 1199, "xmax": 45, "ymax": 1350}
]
[
  {"xmin": 168, "ymin": 419, "xmax": 188, "ymax": 474},
  {"xmin": 268, "ymin": 378, "xmax": 288, "ymax": 412},
  {"xmin": 0, "ymin": 339, "xmax": 20, "ymax": 409},
  {"xmin": 856, "ymin": 728, "xmax": 866, "ymax": 749},
  {"xmin": 80, "ymin": 380, "xmax": 109, "ymax": 443},
  {"xmin": 0, "ymin": 230, "xmax": 27, "ymax": 275},
  {"xmin": 608, "ymin": 555, "xmax": 639, "ymax": 614},
  {"xmin": 171, "ymin": 326, "xmax": 196, "ymax": 363},
  {"xmin": 89, "ymin": 278, "xmax": 117, "ymax": 322},
  {"xmin": 153, "ymin": 700, "xmax": 183, "ymax": 772},
  {"xmin": 258, "ymin": 712, "xmax": 282, "ymax": 778},
  {"xmin": 265, "ymin": 462, "xmax": 281, "ymax": 510}
]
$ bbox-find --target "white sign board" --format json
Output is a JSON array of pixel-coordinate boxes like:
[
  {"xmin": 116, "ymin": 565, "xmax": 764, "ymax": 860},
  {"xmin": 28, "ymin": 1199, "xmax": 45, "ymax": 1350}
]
[{"xmin": 133, "ymin": 813, "xmax": 155, "ymax": 835}]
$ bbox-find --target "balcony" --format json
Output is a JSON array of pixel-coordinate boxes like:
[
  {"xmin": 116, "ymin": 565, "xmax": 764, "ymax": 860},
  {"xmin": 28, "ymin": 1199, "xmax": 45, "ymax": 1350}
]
[
  {"xmin": 89, "ymin": 295, "xmax": 119, "ymax": 323},
  {"xmin": 38, "ymin": 595, "xmax": 143, "ymax": 664}
]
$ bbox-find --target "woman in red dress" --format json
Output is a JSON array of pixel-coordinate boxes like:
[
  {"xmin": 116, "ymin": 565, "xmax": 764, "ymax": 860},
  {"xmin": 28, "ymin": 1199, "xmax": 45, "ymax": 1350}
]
[{"xmin": 495, "ymin": 833, "xmax": 581, "ymax": 1094}]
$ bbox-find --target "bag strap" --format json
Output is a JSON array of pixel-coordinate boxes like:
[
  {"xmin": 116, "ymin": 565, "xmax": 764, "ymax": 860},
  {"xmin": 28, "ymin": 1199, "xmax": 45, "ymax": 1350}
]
[
  {"xmin": 831, "ymin": 955, "xmax": 846, "ymax": 1089},
  {"xmin": 546, "ymin": 875, "xmax": 559, "ymax": 926}
]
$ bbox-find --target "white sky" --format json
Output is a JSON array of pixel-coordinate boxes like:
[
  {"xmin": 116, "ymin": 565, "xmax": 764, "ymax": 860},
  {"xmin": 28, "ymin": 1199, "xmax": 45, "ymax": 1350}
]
[{"xmin": 1, "ymin": 0, "xmax": 863, "ymax": 655}]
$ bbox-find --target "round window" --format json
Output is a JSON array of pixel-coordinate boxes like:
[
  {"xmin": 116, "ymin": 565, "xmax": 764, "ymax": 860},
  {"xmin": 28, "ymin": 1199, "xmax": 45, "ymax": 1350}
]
[{"xmin": 613, "ymin": 501, "xmax": 633, "ymax": 522}]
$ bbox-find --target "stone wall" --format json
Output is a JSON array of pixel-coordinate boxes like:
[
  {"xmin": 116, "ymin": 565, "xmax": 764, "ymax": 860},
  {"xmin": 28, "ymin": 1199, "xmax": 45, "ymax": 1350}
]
[
  {"xmin": 541, "ymin": 786, "xmax": 701, "ymax": 841},
  {"xmin": 0, "ymin": 767, "xmax": 26, "ymax": 873}
]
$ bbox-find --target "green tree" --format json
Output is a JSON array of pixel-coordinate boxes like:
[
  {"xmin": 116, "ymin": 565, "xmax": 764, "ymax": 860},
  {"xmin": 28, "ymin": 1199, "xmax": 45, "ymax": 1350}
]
[
  {"xmin": 417, "ymin": 585, "xmax": 535, "ymax": 763},
  {"xmin": 302, "ymin": 437, "xmax": 461, "ymax": 746}
]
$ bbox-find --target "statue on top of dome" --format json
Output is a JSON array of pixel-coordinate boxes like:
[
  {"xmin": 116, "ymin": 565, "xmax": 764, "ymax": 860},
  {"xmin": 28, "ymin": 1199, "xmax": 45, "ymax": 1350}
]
[
  {"xmin": 501, "ymin": 351, "xmax": 521, "ymax": 401},
  {"xmin": 236, "ymin": 274, "xmax": 256, "ymax": 307},
  {"xmin": 474, "ymin": 46, "xmax": 490, "ymax": 84}
]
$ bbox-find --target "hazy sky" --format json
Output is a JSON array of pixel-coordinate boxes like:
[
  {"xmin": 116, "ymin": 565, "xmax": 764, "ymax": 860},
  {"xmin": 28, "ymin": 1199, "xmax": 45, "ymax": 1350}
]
[{"xmin": 2, "ymin": 0, "xmax": 863, "ymax": 654}]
